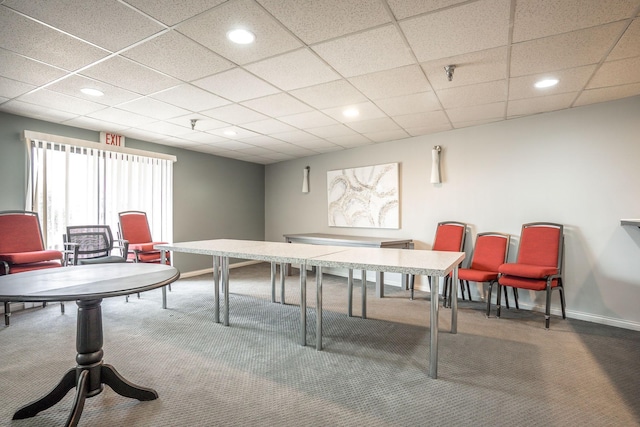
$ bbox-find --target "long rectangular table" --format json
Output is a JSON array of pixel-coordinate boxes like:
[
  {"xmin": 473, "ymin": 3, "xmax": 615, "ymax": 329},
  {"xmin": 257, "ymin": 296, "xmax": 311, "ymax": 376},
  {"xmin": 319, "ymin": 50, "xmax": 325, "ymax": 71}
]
[
  {"xmin": 156, "ymin": 239, "xmax": 464, "ymax": 379},
  {"xmin": 284, "ymin": 233, "xmax": 414, "ymax": 296}
]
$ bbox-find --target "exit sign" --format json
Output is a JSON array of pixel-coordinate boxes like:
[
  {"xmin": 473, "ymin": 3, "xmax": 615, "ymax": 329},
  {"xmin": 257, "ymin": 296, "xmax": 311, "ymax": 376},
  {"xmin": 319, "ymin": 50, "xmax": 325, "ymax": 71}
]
[{"xmin": 100, "ymin": 132, "xmax": 125, "ymax": 147}]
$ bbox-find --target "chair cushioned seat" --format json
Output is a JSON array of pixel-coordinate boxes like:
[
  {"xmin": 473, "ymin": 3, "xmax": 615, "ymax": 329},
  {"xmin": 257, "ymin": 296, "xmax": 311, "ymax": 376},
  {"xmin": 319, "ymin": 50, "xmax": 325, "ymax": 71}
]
[
  {"xmin": 458, "ymin": 268, "xmax": 497, "ymax": 282},
  {"xmin": 499, "ymin": 274, "xmax": 559, "ymax": 291},
  {"xmin": 0, "ymin": 249, "xmax": 63, "ymax": 265},
  {"xmin": 7, "ymin": 261, "xmax": 61, "ymax": 274},
  {"xmin": 498, "ymin": 263, "xmax": 557, "ymax": 278},
  {"xmin": 78, "ymin": 255, "xmax": 126, "ymax": 265},
  {"xmin": 129, "ymin": 242, "xmax": 167, "ymax": 252}
]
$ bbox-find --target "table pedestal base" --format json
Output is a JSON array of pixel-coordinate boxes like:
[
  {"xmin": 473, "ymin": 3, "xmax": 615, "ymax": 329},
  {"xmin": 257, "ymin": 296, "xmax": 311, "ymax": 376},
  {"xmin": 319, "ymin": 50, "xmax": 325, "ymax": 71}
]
[{"xmin": 12, "ymin": 299, "xmax": 157, "ymax": 427}]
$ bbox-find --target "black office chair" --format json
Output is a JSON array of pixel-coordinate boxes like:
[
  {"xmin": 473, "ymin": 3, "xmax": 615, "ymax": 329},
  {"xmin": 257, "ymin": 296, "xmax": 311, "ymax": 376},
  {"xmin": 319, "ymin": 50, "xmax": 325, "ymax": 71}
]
[{"xmin": 64, "ymin": 225, "xmax": 128, "ymax": 265}]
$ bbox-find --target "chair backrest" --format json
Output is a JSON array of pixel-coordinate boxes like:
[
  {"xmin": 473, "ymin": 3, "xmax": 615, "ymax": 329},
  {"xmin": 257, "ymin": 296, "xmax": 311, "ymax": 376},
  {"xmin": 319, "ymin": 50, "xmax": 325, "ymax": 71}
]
[
  {"xmin": 0, "ymin": 210, "xmax": 46, "ymax": 253},
  {"xmin": 65, "ymin": 225, "xmax": 115, "ymax": 260},
  {"xmin": 469, "ymin": 232, "xmax": 510, "ymax": 272},
  {"xmin": 119, "ymin": 211, "xmax": 153, "ymax": 244},
  {"xmin": 433, "ymin": 221, "xmax": 466, "ymax": 252},
  {"xmin": 516, "ymin": 222, "xmax": 563, "ymax": 268}
]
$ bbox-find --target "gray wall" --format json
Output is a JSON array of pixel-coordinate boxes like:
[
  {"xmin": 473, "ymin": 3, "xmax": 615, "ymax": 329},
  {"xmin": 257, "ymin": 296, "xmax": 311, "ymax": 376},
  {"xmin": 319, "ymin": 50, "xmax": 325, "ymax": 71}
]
[
  {"xmin": 265, "ymin": 96, "xmax": 640, "ymax": 330},
  {"xmin": 0, "ymin": 112, "xmax": 265, "ymax": 273}
]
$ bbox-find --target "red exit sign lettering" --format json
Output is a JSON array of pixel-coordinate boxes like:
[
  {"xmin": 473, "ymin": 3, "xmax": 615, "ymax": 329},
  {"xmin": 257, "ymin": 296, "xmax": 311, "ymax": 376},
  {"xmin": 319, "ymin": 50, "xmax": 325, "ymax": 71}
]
[{"xmin": 100, "ymin": 132, "xmax": 126, "ymax": 147}]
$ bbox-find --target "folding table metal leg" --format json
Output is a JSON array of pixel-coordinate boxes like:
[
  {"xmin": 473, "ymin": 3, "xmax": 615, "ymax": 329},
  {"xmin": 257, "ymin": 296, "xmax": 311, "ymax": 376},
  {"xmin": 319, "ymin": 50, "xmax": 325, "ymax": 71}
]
[
  {"xmin": 429, "ymin": 275, "xmax": 439, "ymax": 379},
  {"xmin": 300, "ymin": 265, "xmax": 307, "ymax": 346},
  {"xmin": 213, "ymin": 256, "xmax": 220, "ymax": 324},
  {"xmin": 316, "ymin": 267, "xmax": 323, "ymax": 351}
]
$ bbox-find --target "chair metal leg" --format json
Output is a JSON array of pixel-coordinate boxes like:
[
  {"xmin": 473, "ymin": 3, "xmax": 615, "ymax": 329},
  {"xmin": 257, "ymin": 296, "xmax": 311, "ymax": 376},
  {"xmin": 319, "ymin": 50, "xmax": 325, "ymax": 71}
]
[
  {"xmin": 496, "ymin": 284, "xmax": 502, "ymax": 318},
  {"xmin": 545, "ymin": 283, "xmax": 553, "ymax": 329},
  {"xmin": 513, "ymin": 288, "xmax": 519, "ymax": 309},
  {"xmin": 486, "ymin": 281, "xmax": 494, "ymax": 317},
  {"xmin": 4, "ymin": 301, "xmax": 10, "ymax": 326},
  {"xmin": 559, "ymin": 285, "xmax": 566, "ymax": 319},
  {"xmin": 465, "ymin": 280, "xmax": 472, "ymax": 301},
  {"xmin": 503, "ymin": 285, "xmax": 510, "ymax": 309},
  {"xmin": 60, "ymin": 302, "xmax": 64, "ymax": 314}
]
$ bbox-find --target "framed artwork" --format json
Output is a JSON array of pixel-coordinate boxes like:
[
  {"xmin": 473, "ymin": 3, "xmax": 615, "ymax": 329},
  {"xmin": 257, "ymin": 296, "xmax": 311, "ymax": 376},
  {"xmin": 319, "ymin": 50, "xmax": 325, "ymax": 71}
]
[{"xmin": 327, "ymin": 162, "xmax": 399, "ymax": 229}]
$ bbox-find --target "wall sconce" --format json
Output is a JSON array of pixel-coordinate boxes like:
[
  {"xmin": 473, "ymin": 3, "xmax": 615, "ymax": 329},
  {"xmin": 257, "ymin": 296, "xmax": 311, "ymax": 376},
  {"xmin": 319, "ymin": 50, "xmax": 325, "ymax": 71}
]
[
  {"xmin": 430, "ymin": 146, "xmax": 442, "ymax": 184},
  {"xmin": 302, "ymin": 166, "xmax": 310, "ymax": 193}
]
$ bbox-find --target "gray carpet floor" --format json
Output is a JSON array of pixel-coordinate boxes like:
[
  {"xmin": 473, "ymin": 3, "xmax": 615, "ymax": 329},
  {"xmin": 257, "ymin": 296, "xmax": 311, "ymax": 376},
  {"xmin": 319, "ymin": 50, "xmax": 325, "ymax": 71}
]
[{"xmin": 1, "ymin": 263, "xmax": 639, "ymax": 427}]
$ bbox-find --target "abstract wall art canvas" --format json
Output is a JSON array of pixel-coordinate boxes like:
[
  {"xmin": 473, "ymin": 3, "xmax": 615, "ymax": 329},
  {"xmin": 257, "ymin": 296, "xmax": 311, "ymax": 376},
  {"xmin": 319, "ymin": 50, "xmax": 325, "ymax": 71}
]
[{"xmin": 327, "ymin": 162, "xmax": 399, "ymax": 229}]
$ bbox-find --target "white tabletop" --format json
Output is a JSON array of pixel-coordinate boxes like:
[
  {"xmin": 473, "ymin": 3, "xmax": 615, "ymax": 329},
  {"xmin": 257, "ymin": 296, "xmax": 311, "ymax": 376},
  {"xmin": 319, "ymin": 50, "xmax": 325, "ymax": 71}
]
[
  {"xmin": 308, "ymin": 247, "xmax": 465, "ymax": 276},
  {"xmin": 0, "ymin": 263, "xmax": 179, "ymax": 301}
]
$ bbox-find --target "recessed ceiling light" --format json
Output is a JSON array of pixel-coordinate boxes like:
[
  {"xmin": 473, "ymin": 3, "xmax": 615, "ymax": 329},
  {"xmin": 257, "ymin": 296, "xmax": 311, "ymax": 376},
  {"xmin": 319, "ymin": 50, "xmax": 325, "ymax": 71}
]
[
  {"xmin": 534, "ymin": 78, "xmax": 559, "ymax": 89},
  {"xmin": 227, "ymin": 29, "xmax": 255, "ymax": 44},
  {"xmin": 224, "ymin": 130, "xmax": 237, "ymax": 136},
  {"xmin": 80, "ymin": 88, "xmax": 104, "ymax": 96},
  {"xmin": 343, "ymin": 107, "xmax": 359, "ymax": 118}
]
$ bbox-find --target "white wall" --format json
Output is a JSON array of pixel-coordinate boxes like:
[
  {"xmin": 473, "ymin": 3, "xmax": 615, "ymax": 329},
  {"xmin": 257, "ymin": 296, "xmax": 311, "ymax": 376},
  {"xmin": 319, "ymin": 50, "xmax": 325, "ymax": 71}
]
[{"xmin": 265, "ymin": 96, "xmax": 640, "ymax": 330}]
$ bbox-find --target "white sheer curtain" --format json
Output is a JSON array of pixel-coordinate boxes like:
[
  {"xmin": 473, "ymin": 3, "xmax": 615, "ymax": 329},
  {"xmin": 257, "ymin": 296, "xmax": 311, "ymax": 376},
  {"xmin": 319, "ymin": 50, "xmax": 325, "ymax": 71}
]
[{"xmin": 26, "ymin": 134, "xmax": 173, "ymax": 249}]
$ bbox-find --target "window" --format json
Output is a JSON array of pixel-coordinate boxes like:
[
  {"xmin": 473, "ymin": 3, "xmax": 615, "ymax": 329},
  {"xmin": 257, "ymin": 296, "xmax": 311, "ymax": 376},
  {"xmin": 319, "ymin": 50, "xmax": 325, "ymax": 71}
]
[{"xmin": 24, "ymin": 131, "xmax": 175, "ymax": 249}]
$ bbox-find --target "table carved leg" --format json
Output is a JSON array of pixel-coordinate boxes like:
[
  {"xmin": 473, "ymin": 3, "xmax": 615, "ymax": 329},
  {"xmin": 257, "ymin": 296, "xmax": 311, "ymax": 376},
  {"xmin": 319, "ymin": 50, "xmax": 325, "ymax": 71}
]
[{"xmin": 13, "ymin": 299, "xmax": 157, "ymax": 427}]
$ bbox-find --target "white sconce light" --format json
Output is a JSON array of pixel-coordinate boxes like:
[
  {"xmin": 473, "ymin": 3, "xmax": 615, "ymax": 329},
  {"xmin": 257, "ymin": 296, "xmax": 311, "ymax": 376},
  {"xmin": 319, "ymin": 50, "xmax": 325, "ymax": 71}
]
[
  {"xmin": 430, "ymin": 145, "xmax": 442, "ymax": 184},
  {"xmin": 302, "ymin": 166, "xmax": 310, "ymax": 193}
]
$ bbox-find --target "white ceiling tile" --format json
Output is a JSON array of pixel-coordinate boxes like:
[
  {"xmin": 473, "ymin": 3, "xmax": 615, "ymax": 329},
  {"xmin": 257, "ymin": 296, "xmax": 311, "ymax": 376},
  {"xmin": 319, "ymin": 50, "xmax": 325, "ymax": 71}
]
[
  {"xmin": 437, "ymin": 80, "xmax": 507, "ymax": 109},
  {"xmin": 4, "ymin": 0, "xmax": 165, "ymax": 52},
  {"xmin": 327, "ymin": 134, "xmax": 373, "ymax": 148},
  {"xmin": 258, "ymin": 0, "xmax": 390, "ymax": 44},
  {"xmin": 0, "ymin": 76, "xmax": 35, "ymax": 98},
  {"xmin": 306, "ymin": 123, "xmax": 359, "ymax": 138},
  {"xmin": 176, "ymin": 0, "xmax": 302, "ymax": 65},
  {"xmin": 0, "ymin": 99, "xmax": 78, "ymax": 122},
  {"xmin": 151, "ymin": 84, "xmax": 231, "ymax": 111},
  {"xmin": 575, "ymin": 83, "xmax": 640, "ymax": 107},
  {"xmin": 364, "ymin": 129, "xmax": 410, "ymax": 143},
  {"xmin": 81, "ymin": 56, "xmax": 181, "ymax": 95},
  {"xmin": 192, "ymin": 68, "xmax": 279, "ymax": 102},
  {"xmin": 447, "ymin": 101, "xmax": 505, "ymax": 123},
  {"xmin": 122, "ymin": 128, "xmax": 173, "ymax": 143},
  {"xmin": 209, "ymin": 126, "xmax": 259, "ymax": 139},
  {"xmin": 290, "ymin": 80, "xmax": 367, "ymax": 109},
  {"xmin": 452, "ymin": 117, "xmax": 502, "ymax": 129},
  {"xmin": 312, "ymin": 24, "xmax": 415, "ymax": 77},
  {"xmin": 238, "ymin": 135, "xmax": 286, "ymax": 146},
  {"xmin": 0, "ymin": 49, "xmax": 67, "ymax": 86},
  {"xmin": 177, "ymin": 131, "xmax": 228, "ymax": 144},
  {"xmin": 588, "ymin": 56, "xmax": 640, "ymax": 88},
  {"xmin": 87, "ymin": 107, "xmax": 157, "ymax": 127},
  {"xmin": 201, "ymin": 103, "xmax": 268, "ymax": 124},
  {"xmin": 405, "ymin": 122, "xmax": 452, "ymax": 136},
  {"xmin": 509, "ymin": 65, "xmax": 596, "ymax": 100},
  {"xmin": 322, "ymin": 101, "xmax": 387, "ymax": 123},
  {"xmin": 512, "ymin": 0, "xmax": 638, "ymax": 43},
  {"xmin": 392, "ymin": 110, "xmax": 450, "ymax": 129},
  {"xmin": 0, "ymin": 8, "xmax": 108, "ymax": 71},
  {"xmin": 245, "ymin": 48, "xmax": 340, "ymax": 91},
  {"xmin": 270, "ymin": 143, "xmax": 318, "ymax": 157},
  {"xmin": 236, "ymin": 146, "xmax": 280, "ymax": 156},
  {"xmin": 168, "ymin": 115, "xmax": 228, "ymax": 131},
  {"xmin": 346, "ymin": 117, "xmax": 400, "ymax": 134},
  {"xmin": 123, "ymin": 0, "xmax": 227, "ymax": 26},
  {"xmin": 117, "ymin": 97, "xmax": 192, "ymax": 119},
  {"xmin": 609, "ymin": 18, "xmax": 640, "ymax": 61},
  {"xmin": 212, "ymin": 139, "xmax": 257, "ymax": 150},
  {"xmin": 189, "ymin": 143, "xmax": 232, "ymax": 156},
  {"xmin": 421, "ymin": 47, "xmax": 508, "ymax": 90},
  {"xmin": 510, "ymin": 23, "xmax": 626, "ymax": 77},
  {"xmin": 270, "ymin": 130, "xmax": 317, "ymax": 143},
  {"xmin": 18, "ymin": 89, "xmax": 106, "ymax": 115},
  {"xmin": 242, "ymin": 118, "xmax": 296, "ymax": 134},
  {"xmin": 375, "ymin": 92, "xmax": 441, "ymax": 116},
  {"xmin": 279, "ymin": 111, "xmax": 338, "ymax": 128},
  {"xmin": 507, "ymin": 93, "xmax": 576, "ymax": 118},
  {"xmin": 63, "ymin": 115, "xmax": 129, "ymax": 132},
  {"xmin": 349, "ymin": 65, "xmax": 432, "ymax": 99},
  {"xmin": 400, "ymin": 0, "xmax": 510, "ymax": 62},
  {"xmin": 386, "ymin": 0, "xmax": 468, "ymax": 20},
  {"xmin": 137, "ymin": 120, "xmax": 195, "ymax": 136},
  {"xmin": 289, "ymin": 139, "xmax": 337, "ymax": 150},
  {"xmin": 123, "ymin": 31, "xmax": 234, "ymax": 81},
  {"xmin": 240, "ymin": 93, "xmax": 313, "ymax": 117},
  {"xmin": 46, "ymin": 75, "xmax": 141, "ymax": 106}
]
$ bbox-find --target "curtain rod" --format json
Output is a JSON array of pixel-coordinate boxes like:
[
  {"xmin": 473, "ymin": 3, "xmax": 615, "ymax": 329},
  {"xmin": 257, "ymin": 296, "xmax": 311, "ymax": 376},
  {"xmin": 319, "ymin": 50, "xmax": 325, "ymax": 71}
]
[{"xmin": 23, "ymin": 130, "xmax": 177, "ymax": 162}]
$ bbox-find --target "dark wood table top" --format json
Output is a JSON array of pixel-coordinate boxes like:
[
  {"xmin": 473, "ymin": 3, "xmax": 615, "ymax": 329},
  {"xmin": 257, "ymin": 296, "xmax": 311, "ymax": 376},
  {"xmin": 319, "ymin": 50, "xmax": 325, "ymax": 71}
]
[{"xmin": 0, "ymin": 263, "xmax": 179, "ymax": 302}]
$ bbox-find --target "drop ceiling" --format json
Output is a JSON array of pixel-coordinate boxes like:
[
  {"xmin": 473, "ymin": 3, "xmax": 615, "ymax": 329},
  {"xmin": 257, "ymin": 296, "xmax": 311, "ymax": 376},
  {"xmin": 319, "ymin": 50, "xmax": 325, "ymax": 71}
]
[{"xmin": 1, "ymin": 0, "xmax": 639, "ymax": 164}]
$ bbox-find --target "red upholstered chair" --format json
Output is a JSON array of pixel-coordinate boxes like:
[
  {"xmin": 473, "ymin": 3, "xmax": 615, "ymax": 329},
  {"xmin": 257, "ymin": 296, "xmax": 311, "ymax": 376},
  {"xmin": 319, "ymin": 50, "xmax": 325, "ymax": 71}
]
[
  {"xmin": 457, "ymin": 232, "xmax": 517, "ymax": 316},
  {"xmin": 0, "ymin": 210, "xmax": 65, "ymax": 325},
  {"xmin": 118, "ymin": 211, "xmax": 170, "ymax": 265},
  {"xmin": 410, "ymin": 221, "xmax": 467, "ymax": 302},
  {"xmin": 497, "ymin": 222, "xmax": 566, "ymax": 329}
]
